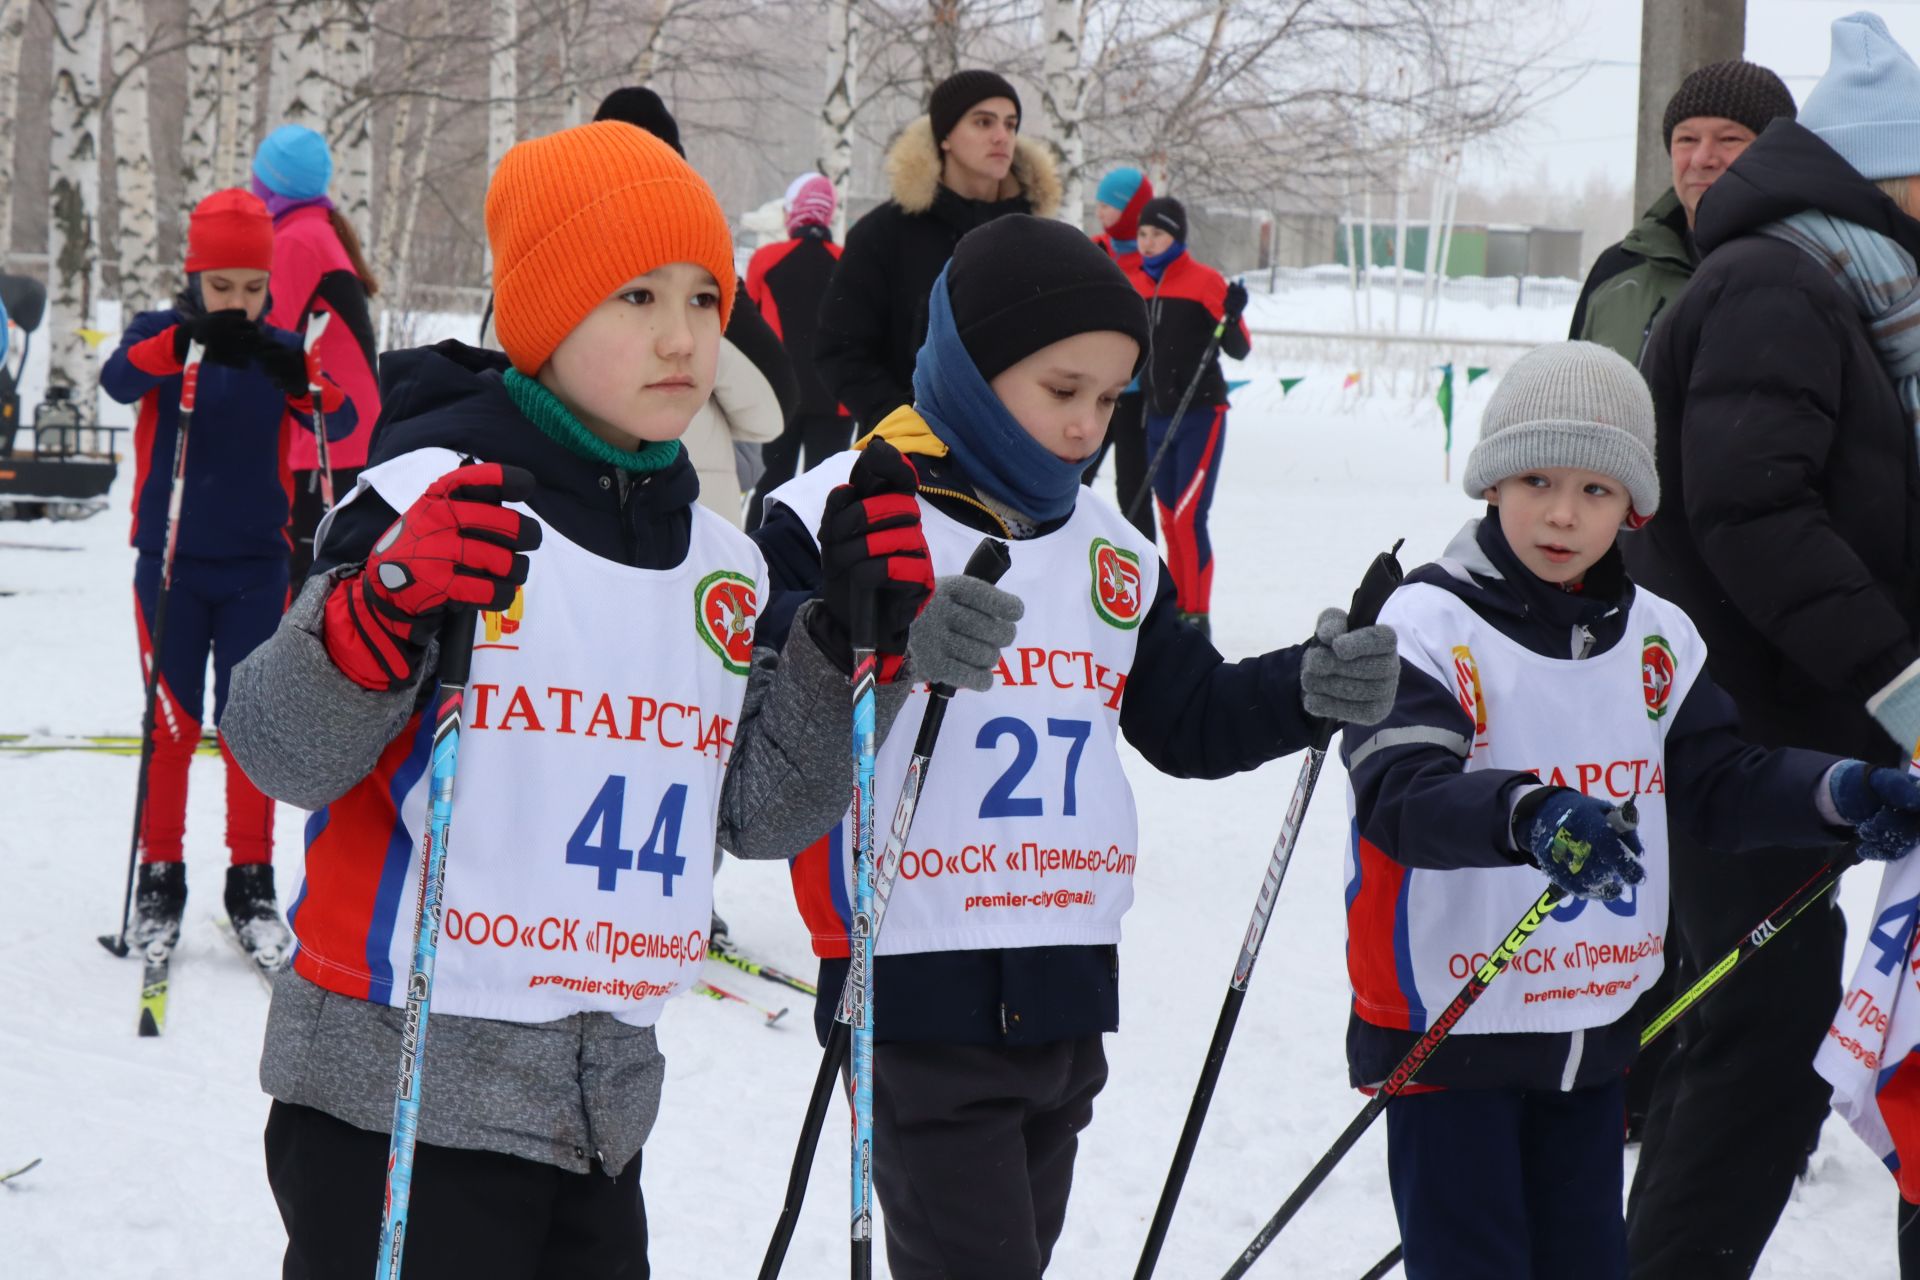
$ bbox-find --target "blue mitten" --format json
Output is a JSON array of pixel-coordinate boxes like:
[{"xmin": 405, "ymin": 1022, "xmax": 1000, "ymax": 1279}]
[
  {"xmin": 1516, "ymin": 788, "xmax": 1646, "ymax": 901},
  {"xmin": 1828, "ymin": 760, "xmax": 1920, "ymax": 862}
]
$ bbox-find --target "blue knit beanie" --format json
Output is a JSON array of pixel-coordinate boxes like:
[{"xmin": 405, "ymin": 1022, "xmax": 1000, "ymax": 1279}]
[
  {"xmin": 252, "ymin": 124, "xmax": 333, "ymax": 200},
  {"xmin": 1096, "ymin": 167, "xmax": 1144, "ymax": 210},
  {"xmin": 1799, "ymin": 12, "xmax": 1920, "ymax": 181}
]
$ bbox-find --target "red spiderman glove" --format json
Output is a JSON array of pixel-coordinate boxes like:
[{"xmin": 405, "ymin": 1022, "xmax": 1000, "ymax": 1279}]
[
  {"xmin": 811, "ymin": 439, "xmax": 934, "ymax": 681},
  {"xmin": 323, "ymin": 462, "xmax": 544, "ymax": 691}
]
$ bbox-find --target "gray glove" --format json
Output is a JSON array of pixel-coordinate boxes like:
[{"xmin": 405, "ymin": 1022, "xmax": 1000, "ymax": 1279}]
[
  {"xmin": 907, "ymin": 574, "xmax": 1025, "ymax": 692},
  {"xmin": 1299, "ymin": 607, "xmax": 1399, "ymax": 725}
]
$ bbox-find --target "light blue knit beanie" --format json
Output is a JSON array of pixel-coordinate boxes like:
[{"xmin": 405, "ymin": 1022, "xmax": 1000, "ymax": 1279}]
[
  {"xmin": 1798, "ymin": 11, "xmax": 1920, "ymax": 181},
  {"xmin": 1096, "ymin": 167, "xmax": 1144, "ymax": 209},
  {"xmin": 252, "ymin": 124, "xmax": 333, "ymax": 200}
]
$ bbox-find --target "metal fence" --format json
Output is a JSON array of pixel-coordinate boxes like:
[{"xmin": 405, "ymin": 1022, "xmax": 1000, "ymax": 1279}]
[{"xmin": 1261, "ymin": 265, "xmax": 1582, "ymax": 312}]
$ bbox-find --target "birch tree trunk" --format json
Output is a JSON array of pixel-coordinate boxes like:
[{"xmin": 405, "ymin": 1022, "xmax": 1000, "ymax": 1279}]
[
  {"xmin": 180, "ymin": 0, "xmax": 221, "ymax": 200},
  {"xmin": 272, "ymin": 0, "xmax": 334, "ymax": 128},
  {"xmin": 484, "ymin": 0, "xmax": 517, "ymax": 278},
  {"xmin": 108, "ymin": 0, "xmax": 166, "ymax": 309},
  {"xmin": 1041, "ymin": 0, "xmax": 1087, "ymax": 226},
  {"xmin": 215, "ymin": 7, "xmax": 260, "ymax": 187},
  {"xmin": 631, "ymin": 0, "xmax": 674, "ymax": 86},
  {"xmin": 49, "ymin": 0, "xmax": 103, "ymax": 397},
  {"xmin": 818, "ymin": 0, "xmax": 856, "ymax": 239},
  {"xmin": 0, "ymin": 0, "xmax": 30, "ymax": 266},
  {"xmin": 923, "ymin": 0, "xmax": 961, "ymax": 88},
  {"xmin": 329, "ymin": 0, "xmax": 375, "ymax": 226}
]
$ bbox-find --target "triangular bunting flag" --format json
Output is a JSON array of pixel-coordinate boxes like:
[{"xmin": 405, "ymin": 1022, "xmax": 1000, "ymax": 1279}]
[
  {"xmin": 1466, "ymin": 366, "xmax": 1491, "ymax": 385},
  {"xmin": 77, "ymin": 327, "xmax": 111, "ymax": 349},
  {"xmin": 1278, "ymin": 377, "xmax": 1305, "ymax": 397},
  {"xmin": 1342, "ymin": 372, "xmax": 1362, "ymax": 390}
]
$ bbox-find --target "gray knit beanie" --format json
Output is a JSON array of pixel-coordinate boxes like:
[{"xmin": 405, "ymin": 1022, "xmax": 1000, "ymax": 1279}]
[{"xmin": 1463, "ymin": 341, "xmax": 1660, "ymax": 525}]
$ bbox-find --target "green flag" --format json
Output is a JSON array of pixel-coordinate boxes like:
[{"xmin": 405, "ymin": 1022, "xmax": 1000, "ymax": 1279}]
[
  {"xmin": 1466, "ymin": 366, "xmax": 1491, "ymax": 385},
  {"xmin": 1435, "ymin": 363, "xmax": 1455, "ymax": 442},
  {"xmin": 1279, "ymin": 377, "xmax": 1305, "ymax": 396}
]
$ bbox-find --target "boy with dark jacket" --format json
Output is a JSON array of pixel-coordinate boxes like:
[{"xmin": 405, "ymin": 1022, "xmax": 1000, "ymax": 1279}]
[
  {"xmin": 102, "ymin": 187, "xmax": 357, "ymax": 960},
  {"xmin": 1343, "ymin": 340, "xmax": 1920, "ymax": 1279},
  {"xmin": 756, "ymin": 213, "xmax": 1399, "ymax": 1279},
  {"xmin": 1133, "ymin": 196, "xmax": 1250, "ymax": 636}
]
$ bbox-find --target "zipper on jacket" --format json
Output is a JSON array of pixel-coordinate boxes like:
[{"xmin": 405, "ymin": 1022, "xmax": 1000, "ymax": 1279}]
[
  {"xmin": 614, "ymin": 468, "xmax": 638, "ymax": 563},
  {"xmin": 1573, "ymin": 624, "xmax": 1595, "ymax": 660}
]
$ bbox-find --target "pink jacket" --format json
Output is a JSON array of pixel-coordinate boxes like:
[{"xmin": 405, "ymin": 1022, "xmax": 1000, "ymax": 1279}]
[{"xmin": 266, "ymin": 204, "xmax": 381, "ymax": 472}]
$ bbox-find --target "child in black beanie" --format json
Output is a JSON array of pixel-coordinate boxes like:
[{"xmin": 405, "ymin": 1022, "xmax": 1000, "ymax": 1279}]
[{"xmin": 752, "ymin": 213, "xmax": 1398, "ymax": 1276}]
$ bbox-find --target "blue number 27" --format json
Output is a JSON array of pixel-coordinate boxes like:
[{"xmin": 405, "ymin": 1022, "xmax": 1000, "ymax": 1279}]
[{"xmin": 976, "ymin": 717, "xmax": 1092, "ymax": 819}]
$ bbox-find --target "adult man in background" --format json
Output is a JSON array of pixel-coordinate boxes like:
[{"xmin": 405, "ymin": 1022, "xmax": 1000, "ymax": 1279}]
[{"xmin": 1570, "ymin": 61, "xmax": 1797, "ymax": 363}]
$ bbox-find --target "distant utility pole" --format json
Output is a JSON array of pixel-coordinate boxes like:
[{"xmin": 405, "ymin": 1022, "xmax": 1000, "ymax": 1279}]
[{"xmin": 1636, "ymin": 0, "xmax": 1747, "ymax": 214}]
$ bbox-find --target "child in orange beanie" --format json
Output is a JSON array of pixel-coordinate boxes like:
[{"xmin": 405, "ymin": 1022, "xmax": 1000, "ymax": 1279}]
[{"xmin": 221, "ymin": 120, "xmax": 980, "ymax": 1274}]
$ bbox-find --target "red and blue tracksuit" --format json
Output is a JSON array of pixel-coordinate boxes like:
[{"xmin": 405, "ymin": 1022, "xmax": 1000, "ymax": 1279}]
[
  {"xmin": 1137, "ymin": 246, "xmax": 1249, "ymax": 617},
  {"xmin": 102, "ymin": 304, "xmax": 355, "ymax": 865}
]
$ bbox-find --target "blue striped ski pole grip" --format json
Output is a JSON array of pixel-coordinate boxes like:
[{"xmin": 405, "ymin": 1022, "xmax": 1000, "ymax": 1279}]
[
  {"xmin": 848, "ymin": 580, "xmax": 880, "ymax": 1280},
  {"xmin": 375, "ymin": 607, "xmax": 479, "ymax": 1280}
]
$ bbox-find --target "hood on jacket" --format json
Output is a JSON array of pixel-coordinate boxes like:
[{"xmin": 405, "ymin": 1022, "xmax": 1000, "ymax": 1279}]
[
  {"xmin": 884, "ymin": 116, "xmax": 1063, "ymax": 218},
  {"xmin": 1407, "ymin": 514, "xmax": 1633, "ymax": 657},
  {"xmin": 1619, "ymin": 188, "xmax": 1693, "ymax": 270},
  {"xmin": 1696, "ymin": 118, "xmax": 1920, "ymax": 260}
]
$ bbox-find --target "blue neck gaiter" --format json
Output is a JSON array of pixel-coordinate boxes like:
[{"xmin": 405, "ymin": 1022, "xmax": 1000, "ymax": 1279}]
[
  {"xmin": 1142, "ymin": 241, "xmax": 1187, "ymax": 282},
  {"xmin": 1111, "ymin": 237, "xmax": 1138, "ymax": 258},
  {"xmin": 911, "ymin": 265, "xmax": 1087, "ymax": 524}
]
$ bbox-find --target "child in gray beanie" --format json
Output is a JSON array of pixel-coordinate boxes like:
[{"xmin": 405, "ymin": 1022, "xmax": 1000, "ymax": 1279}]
[{"xmin": 1333, "ymin": 340, "xmax": 1920, "ymax": 1279}]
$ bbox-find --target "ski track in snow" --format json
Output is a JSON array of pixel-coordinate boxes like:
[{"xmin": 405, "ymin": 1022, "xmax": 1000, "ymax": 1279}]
[{"xmin": 0, "ymin": 324, "xmax": 1898, "ymax": 1277}]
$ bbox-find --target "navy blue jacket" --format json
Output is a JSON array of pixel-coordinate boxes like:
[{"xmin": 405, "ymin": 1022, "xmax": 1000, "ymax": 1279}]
[
  {"xmin": 1339, "ymin": 514, "xmax": 1845, "ymax": 1092},
  {"xmin": 755, "ymin": 449, "xmax": 1323, "ymax": 1046},
  {"xmin": 103, "ymin": 305, "xmax": 356, "ymax": 562}
]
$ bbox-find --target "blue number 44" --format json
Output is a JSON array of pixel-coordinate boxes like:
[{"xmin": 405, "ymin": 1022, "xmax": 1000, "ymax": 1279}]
[{"xmin": 566, "ymin": 776, "xmax": 689, "ymax": 895}]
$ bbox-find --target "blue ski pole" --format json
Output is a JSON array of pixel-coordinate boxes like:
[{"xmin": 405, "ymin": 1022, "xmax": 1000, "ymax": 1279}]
[
  {"xmin": 848, "ymin": 578, "xmax": 880, "ymax": 1280},
  {"xmin": 375, "ymin": 607, "xmax": 480, "ymax": 1280}
]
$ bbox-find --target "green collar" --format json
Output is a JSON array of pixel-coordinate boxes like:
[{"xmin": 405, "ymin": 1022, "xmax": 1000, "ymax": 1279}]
[{"xmin": 503, "ymin": 369, "xmax": 681, "ymax": 473}]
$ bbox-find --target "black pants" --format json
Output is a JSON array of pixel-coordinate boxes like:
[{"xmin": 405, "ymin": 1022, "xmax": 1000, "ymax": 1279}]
[
  {"xmin": 265, "ymin": 1101, "xmax": 648, "ymax": 1279},
  {"xmin": 747, "ymin": 411, "xmax": 853, "ymax": 531},
  {"xmin": 289, "ymin": 465, "xmax": 362, "ymax": 587},
  {"xmin": 1625, "ymin": 834, "xmax": 1846, "ymax": 1279},
  {"xmin": 1387, "ymin": 1078, "xmax": 1627, "ymax": 1279},
  {"xmin": 871, "ymin": 1036, "xmax": 1107, "ymax": 1279},
  {"xmin": 1081, "ymin": 392, "xmax": 1153, "ymax": 541}
]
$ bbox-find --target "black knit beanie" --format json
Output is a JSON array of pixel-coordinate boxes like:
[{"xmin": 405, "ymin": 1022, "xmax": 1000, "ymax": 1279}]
[
  {"xmin": 1662, "ymin": 60, "xmax": 1797, "ymax": 150},
  {"xmin": 946, "ymin": 214, "xmax": 1149, "ymax": 381},
  {"xmin": 1138, "ymin": 196, "xmax": 1187, "ymax": 242},
  {"xmin": 594, "ymin": 87, "xmax": 685, "ymax": 156},
  {"xmin": 929, "ymin": 70, "xmax": 1022, "ymax": 142}
]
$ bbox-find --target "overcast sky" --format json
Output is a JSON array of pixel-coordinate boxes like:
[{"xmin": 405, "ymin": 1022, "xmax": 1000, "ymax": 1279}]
[{"xmin": 1470, "ymin": 0, "xmax": 1920, "ymax": 189}]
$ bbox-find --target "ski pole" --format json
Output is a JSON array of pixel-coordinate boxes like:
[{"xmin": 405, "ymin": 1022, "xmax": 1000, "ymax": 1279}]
[
  {"xmin": 759, "ymin": 537, "xmax": 1013, "ymax": 1280},
  {"xmin": 375, "ymin": 607, "xmax": 481, "ymax": 1280},
  {"xmin": 1133, "ymin": 540, "xmax": 1404, "ymax": 1279},
  {"xmin": 100, "ymin": 341, "xmax": 206, "ymax": 959},
  {"xmin": 303, "ymin": 310, "xmax": 334, "ymax": 507},
  {"xmin": 1127, "ymin": 295, "xmax": 1242, "ymax": 523},
  {"xmin": 1359, "ymin": 1245, "xmax": 1402, "ymax": 1280},
  {"xmin": 848, "ymin": 571, "xmax": 880, "ymax": 1280},
  {"xmin": 1222, "ymin": 882, "xmax": 1570, "ymax": 1279}
]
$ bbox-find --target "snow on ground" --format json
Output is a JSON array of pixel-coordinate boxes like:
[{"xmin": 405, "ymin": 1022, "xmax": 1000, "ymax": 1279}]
[{"xmin": 0, "ymin": 309, "xmax": 1902, "ymax": 1278}]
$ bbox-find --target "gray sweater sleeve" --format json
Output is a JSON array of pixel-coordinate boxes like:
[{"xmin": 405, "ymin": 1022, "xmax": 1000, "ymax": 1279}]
[
  {"xmin": 223, "ymin": 571, "xmax": 437, "ymax": 811},
  {"xmin": 719, "ymin": 599, "xmax": 912, "ymax": 860}
]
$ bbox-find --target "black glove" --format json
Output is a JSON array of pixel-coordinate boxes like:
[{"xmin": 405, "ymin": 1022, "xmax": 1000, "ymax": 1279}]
[
  {"xmin": 810, "ymin": 439, "xmax": 934, "ymax": 680},
  {"xmin": 173, "ymin": 309, "xmax": 260, "ymax": 368},
  {"xmin": 252, "ymin": 337, "xmax": 311, "ymax": 398},
  {"xmin": 1223, "ymin": 280, "xmax": 1249, "ymax": 322}
]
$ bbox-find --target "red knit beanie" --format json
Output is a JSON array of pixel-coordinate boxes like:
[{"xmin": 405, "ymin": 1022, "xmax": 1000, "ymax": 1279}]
[{"xmin": 185, "ymin": 189, "xmax": 275, "ymax": 274}]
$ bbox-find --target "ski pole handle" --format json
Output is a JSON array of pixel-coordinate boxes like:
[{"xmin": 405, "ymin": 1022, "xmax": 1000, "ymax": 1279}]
[
  {"xmin": 437, "ymin": 605, "xmax": 479, "ymax": 689},
  {"xmin": 179, "ymin": 341, "xmax": 205, "ymax": 414},
  {"xmin": 928, "ymin": 538, "xmax": 1013, "ymax": 696},
  {"xmin": 1309, "ymin": 539, "xmax": 1405, "ymax": 752}
]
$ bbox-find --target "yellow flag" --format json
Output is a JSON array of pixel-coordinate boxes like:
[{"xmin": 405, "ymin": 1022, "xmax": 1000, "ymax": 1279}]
[{"xmin": 77, "ymin": 327, "xmax": 111, "ymax": 349}]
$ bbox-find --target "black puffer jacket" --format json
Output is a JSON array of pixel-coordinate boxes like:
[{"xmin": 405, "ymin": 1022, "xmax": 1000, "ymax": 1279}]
[
  {"xmin": 1625, "ymin": 119, "xmax": 1920, "ymax": 764},
  {"xmin": 813, "ymin": 117, "xmax": 1062, "ymax": 430}
]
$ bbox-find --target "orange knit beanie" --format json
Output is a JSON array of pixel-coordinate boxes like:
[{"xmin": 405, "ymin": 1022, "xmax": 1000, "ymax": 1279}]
[{"xmin": 484, "ymin": 121, "xmax": 736, "ymax": 374}]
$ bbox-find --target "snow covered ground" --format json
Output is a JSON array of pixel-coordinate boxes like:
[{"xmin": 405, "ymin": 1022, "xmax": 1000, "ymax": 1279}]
[{"xmin": 0, "ymin": 314, "xmax": 1903, "ymax": 1277}]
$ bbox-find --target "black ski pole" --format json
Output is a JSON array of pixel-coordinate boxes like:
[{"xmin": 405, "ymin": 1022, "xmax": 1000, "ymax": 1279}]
[
  {"xmin": 1133, "ymin": 540, "xmax": 1404, "ymax": 1279},
  {"xmin": 1126, "ymin": 302, "xmax": 1241, "ymax": 523},
  {"xmin": 1358, "ymin": 1245, "xmax": 1402, "ymax": 1280},
  {"xmin": 101, "ymin": 341, "xmax": 206, "ymax": 959},
  {"xmin": 1221, "ymin": 881, "xmax": 1570, "ymax": 1279},
  {"xmin": 759, "ymin": 536, "xmax": 1013, "ymax": 1280}
]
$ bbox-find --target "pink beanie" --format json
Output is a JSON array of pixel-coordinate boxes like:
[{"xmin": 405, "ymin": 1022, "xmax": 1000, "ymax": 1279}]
[{"xmin": 785, "ymin": 174, "xmax": 837, "ymax": 234}]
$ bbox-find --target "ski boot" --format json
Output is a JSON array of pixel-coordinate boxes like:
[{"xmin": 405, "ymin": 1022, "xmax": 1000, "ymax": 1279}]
[
  {"xmin": 130, "ymin": 861, "xmax": 187, "ymax": 952},
  {"xmin": 225, "ymin": 863, "xmax": 294, "ymax": 972}
]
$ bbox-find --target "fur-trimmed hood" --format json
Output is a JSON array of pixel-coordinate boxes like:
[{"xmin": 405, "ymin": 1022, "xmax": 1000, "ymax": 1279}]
[{"xmin": 885, "ymin": 116, "xmax": 1062, "ymax": 218}]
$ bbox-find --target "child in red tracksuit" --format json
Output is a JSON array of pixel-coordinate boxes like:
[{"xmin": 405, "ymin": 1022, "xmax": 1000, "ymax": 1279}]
[
  {"xmin": 100, "ymin": 187, "xmax": 355, "ymax": 962},
  {"xmin": 1133, "ymin": 196, "xmax": 1249, "ymax": 638}
]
